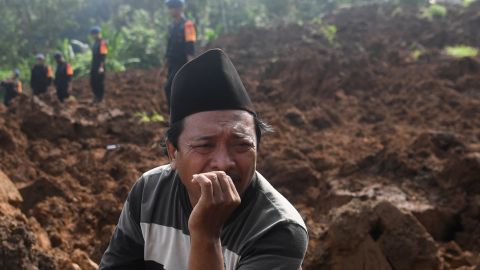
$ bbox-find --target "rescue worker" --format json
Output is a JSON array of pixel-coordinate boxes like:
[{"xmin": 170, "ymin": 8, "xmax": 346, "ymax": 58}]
[
  {"xmin": 30, "ymin": 53, "xmax": 53, "ymax": 95},
  {"xmin": 164, "ymin": 0, "xmax": 196, "ymax": 108},
  {"xmin": 1, "ymin": 69, "xmax": 22, "ymax": 107},
  {"xmin": 90, "ymin": 26, "xmax": 108, "ymax": 103},
  {"xmin": 100, "ymin": 49, "xmax": 308, "ymax": 270},
  {"xmin": 53, "ymin": 52, "xmax": 73, "ymax": 103}
]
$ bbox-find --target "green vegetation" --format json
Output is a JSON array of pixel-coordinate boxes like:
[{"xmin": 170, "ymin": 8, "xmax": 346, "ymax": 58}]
[
  {"xmin": 410, "ymin": 49, "xmax": 424, "ymax": 61},
  {"xmin": 444, "ymin": 45, "xmax": 479, "ymax": 58},
  {"xmin": 421, "ymin": 4, "xmax": 447, "ymax": 20},
  {"xmin": 320, "ymin": 24, "xmax": 338, "ymax": 46},
  {"xmin": 134, "ymin": 112, "xmax": 166, "ymax": 123},
  {"xmin": 463, "ymin": 0, "xmax": 476, "ymax": 7},
  {"xmin": 0, "ymin": 0, "xmax": 471, "ymax": 85},
  {"xmin": 310, "ymin": 18, "xmax": 338, "ymax": 46}
]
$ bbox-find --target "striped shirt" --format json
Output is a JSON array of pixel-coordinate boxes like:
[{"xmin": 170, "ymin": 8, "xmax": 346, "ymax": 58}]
[{"xmin": 100, "ymin": 165, "xmax": 308, "ymax": 270}]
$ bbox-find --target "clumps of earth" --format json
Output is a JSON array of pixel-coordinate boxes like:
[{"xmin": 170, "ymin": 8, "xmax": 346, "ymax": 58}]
[{"xmin": 1, "ymin": 3, "xmax": 480, "ymax": 269}]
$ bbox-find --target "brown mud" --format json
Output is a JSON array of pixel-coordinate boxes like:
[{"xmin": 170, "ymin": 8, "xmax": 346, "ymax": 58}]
[{"xmin": 1, "ymin": 3, "xmax": 480, "ymax": 270}]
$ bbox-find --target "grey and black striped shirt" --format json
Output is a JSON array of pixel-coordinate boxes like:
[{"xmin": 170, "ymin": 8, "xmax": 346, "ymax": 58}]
[{"xmin": 100, "ymin": 165, "xmax": 308, "ymax": 270}]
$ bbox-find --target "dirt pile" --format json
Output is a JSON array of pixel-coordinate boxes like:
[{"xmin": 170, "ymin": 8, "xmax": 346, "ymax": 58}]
[{"xmin": 0, "ymin": 2, "xmax": 480, "ymax": 270}]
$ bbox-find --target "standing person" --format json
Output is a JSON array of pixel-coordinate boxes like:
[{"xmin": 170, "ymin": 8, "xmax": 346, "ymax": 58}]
[
  {"xmin": 90, "ymin": 26, "xmax": 108, "ymax": 103},
  {"xmin": 164, "ymin": 0, "xmax": 196, "ymax": 108},
  {"xmin": 53, "ymin": 52, "xmax": 73, "ymax": 103},
  {"xmin": 30, "ymin": 53, "xmax": 53, "ymax": 95},
  {"xmin": 100, "ymin": 49, "xmax": 308, "ymax": 270},
  {"xmin": 1, "ymin": 69, "xmax": 22, "ymax": 107}
]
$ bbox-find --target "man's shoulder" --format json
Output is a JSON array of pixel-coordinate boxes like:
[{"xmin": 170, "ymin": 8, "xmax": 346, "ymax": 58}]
[
  {"xmin": 223, "ymin": 172, "xmax": 308, "ymax": 258},
  {"xmin": 139, "ymin": 165, "xmax": 175, "ymax": 187},
  {"xmin": 127, "ymin": 164, "xmax": 176, "ymax": 214},
  {"xmin": 253, "ymin": 172, "xmax": 307, "ymax": 231}
]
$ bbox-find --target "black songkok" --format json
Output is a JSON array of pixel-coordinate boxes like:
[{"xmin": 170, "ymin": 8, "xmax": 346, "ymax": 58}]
[{"xmin": 170, "ymin": 48, "xmax": 255, "ymax": 124}]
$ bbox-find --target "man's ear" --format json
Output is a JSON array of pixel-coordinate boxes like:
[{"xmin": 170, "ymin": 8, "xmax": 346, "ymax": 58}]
[{"xmin": 166, "ymin": 140, "xmax": 178, "ymax": 169}]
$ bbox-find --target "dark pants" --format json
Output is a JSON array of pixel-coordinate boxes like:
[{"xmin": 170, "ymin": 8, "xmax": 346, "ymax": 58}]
[
  {"xmin": 3, "ymin": 89, "xmax": 18, "ymax": 106},
  {"xmin": 164, "ymin": 62, "xmax": 184, "ymax": 108},
  {"xmin": 56, "ymin": 86, "xmax": 69, "ymax": 103},
  {"xmin": 91, "ymin": 72, "xmax": 105, "ymax": 102}
]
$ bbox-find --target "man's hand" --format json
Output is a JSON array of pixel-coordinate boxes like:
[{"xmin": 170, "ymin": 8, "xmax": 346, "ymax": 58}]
[
  {"xmin": 188, "ymin": 171, "xmax": 241, "ymax": 270},
  {"xmin": 189, "ymin": 171, "xmax": 241, "ymax": 238}
]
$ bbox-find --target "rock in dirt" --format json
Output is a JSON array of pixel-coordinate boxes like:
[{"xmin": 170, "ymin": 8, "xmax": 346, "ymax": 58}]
[
  {"xmin": 71, "ymin": 249, "xmax": 99, "ymax": 270},
  {"xmin": 324, "ymin": 200, "xmax": 440, "ymax": 270},
  {"xmin": 0, "ymin": 170, "xmax": 23, "ymax": 205},
  {"xmin": 438, "ymin": 153, "xmax": 480, "ymax": 192},
  {"xmin": 19, "ymin": 178, "xmax": 67, "ymax": 213},
  {"xmin": 413, "ymin": 207, "xmax": 460, "ymax": 242},
  {"xmin": 0, "ymin": 213, "xmax": 56, "ymax": 269},
  {"xmin": 284, "ymin": 107, "xmax": 307, "ymax": 127}
]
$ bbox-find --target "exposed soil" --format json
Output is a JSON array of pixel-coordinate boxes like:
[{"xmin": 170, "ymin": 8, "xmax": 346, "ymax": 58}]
[{"xmin": 1, "ymin": 2, "xmax": 480, "ymax": 269}]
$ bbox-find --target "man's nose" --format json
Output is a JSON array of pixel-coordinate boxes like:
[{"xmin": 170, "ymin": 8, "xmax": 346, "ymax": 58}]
[{"xmin": 210, "ymin": 145, "xmax": 235, "ymax": 171}]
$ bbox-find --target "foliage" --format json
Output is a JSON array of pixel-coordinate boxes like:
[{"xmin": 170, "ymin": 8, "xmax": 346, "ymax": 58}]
[
  {"xmin": 421, "ymin": 4, "xmax": 447, "ymax": 20},
  {"xmin": 444, "ymin": 45, "xmax": 479, "ymax": 58},
  {"xmin": 320, "ymin": 24, "xmax": 338, "ymax": 46},
  {"xmin": 410, "ymin": 49, "xmax": 424, "ymax": 61},
  {"xmin": 134, "ymin": 112, "xmax": 166, "ymax": 123},
  {"xmin": 396, "ymin": 0, "xmax": 429, "ymax": 5},
  {"xmin": 310, "ymin": 18, "xmax": 338, "ymax": 47},
  {"xmin": 0, "ymin": 0, "xmax": 464, "ymax": 82},
  {"xmin": 116, "ymin": 9, "xmax": 163, "ymax": 68},
  {"xmin": 463, "ymin": 0, "xmax": 476, "ymax": 7}
]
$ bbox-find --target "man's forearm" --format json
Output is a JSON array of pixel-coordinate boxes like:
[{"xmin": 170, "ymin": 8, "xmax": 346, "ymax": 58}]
[{"xmin": 189, "ymin": 235, "xmax": 224, "ymax": 270}]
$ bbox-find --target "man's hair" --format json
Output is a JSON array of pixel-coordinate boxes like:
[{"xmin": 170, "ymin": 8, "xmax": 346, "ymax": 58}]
[{"xmin": 164, "ymin": 113, "xmax": 273, "ymax": 150}]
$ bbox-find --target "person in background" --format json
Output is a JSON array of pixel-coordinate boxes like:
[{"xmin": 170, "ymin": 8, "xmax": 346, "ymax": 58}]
[
  {"xmin": 30, "ymin": 53, "xmax": 53, "ymax": 96},
  {"xmin": 90, "ymin": 26, "xmax": 108, "ymax": 103},
  {"xmin": 53, "ymin": 52, "xmax": 73, "ymax": 103},
  {"xmin": 1, "ymin": 69, "xmax": 22, "ymax": 107},
  {"xmin": 164, "ymin": 0, "xmax": 196, "ymax": 108}
]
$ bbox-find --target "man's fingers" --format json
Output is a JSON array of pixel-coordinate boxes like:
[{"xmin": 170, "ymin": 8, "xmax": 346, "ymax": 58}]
[
  {"xmin": 194, "ymin": 172, "xmax": 241, "ymax": 207},
  {"xmin": 209, "ymin": 173, "xmax": 224, "ymax": 202},
  {"xmin": 192, "ymin": 174, "xmax": 213, "ymax": 202},
  {"xmin": 216, "ymin": 172, "xmax": 240, "ymax": 203},
  {"xmin": 219, "ymin": 172, "xmax": 240, "ymax": 200},
  {"xmin": 215, "ymin": 172, "xmax": 231, "ymax": 196}
]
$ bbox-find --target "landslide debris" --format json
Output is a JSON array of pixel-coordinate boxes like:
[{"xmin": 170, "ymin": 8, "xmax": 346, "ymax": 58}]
[{"xmin": 1, "ymin": 3, "xmax": 480, "ymax": 270}]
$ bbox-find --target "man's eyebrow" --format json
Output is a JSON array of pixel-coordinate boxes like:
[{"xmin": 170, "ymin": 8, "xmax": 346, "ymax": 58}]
[
  {"xmin": 190, "ymin": 135, "xmax": 216, "ymax": 141},
  {"xmin": 232, "ymin": 132, "xmax": 254, "ymax": 139}
]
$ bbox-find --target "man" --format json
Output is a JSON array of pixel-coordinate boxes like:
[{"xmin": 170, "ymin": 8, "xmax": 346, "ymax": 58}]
[
  {"xmin": 100, "ymin": 49, "xmax": 308, "ymax": 270},
  {"xmin": 164, "ymin": 0, "xmax": 196, "ymax": 108},
  {"xmin": 90, "ymin": 26, "xmax": 108, "ymax": 103},
  {"xmin": 53, "ymin": 52, "xmax": 73, "ymax": 103},
  {"xmin": 30, "ymin": 53, "xmax": 53, "ymax": 95},
  {"xmin": 1, "ymin": 69, "xmax": 22, "ymax": 107}
]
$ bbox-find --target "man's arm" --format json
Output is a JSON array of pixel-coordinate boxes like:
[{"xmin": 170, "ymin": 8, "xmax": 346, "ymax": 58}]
[
  {"xmin": 66, "ymin": 64, "xmax": 74, "ymax": 83},
  {"xmin": 184, "ymin": 20, "xmax": 196, "ymax": 61},
  {"xmin": 99, "ymin": 178, "xmax": 145, "ymax": 270},
  {"xmin": 237, "ymin": 222, "xmax": 308, "ymax": 270},
  {"xmin": 98, "ymin": 41, "xmax": 108, "ymax": 73},
  {"xmin": 47, "ymin": 66, "xmax": 53, "ymax": 86},
  {"xmin": 188, "ymin": 172, "xmax": 241, "ymax": 270}
]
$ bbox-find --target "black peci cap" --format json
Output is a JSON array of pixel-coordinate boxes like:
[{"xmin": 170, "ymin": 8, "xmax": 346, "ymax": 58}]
[{"xmin": 169, "ymin": 48, "xmax": 255, "ymax": 124}]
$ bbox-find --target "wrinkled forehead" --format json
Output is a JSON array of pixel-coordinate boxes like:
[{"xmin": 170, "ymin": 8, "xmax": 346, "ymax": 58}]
[{"xmin": 182, "ymin": 110, "xmax": 255, "ymax": 138}]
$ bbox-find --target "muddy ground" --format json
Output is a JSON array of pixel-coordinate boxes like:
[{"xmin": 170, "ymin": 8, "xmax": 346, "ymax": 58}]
[{"xmin": 1, "ymin": 3, "xmax": 480, "ymax": 270}]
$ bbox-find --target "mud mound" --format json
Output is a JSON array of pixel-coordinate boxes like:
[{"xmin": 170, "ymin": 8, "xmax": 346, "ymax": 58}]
[
  {"xmin": 323, "ymin": 200, "xmax": 440, "ymax": 270},
  {"xmin": 1, "ymin": 3, "xmax": 480, "ymax": 269}
]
